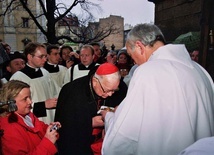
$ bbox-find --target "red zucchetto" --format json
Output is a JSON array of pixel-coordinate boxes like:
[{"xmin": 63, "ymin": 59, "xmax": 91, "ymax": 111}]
[{"xmin": 96, "ymin": 63, "xmax": 119, "ymax": 75}]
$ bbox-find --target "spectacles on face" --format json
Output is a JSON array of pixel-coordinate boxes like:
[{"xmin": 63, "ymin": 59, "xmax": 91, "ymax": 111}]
[
  {"xmin": 94, "ymin": 77, "xmax": 119, "ymax": 94},
  {"xmin": 31, "ymin": 54, "xmax": 47, "ymax": 59}
]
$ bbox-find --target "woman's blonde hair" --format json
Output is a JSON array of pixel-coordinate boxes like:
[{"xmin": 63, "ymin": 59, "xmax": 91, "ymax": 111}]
[{"xmin": 0, "ymin": 80, "xmax": 29, "ymax": 116}]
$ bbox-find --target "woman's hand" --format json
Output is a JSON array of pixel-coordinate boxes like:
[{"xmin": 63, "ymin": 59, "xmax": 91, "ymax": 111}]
[{"xmin": 45, "ymin": 122, "xmax": 61, "ymax": 144}]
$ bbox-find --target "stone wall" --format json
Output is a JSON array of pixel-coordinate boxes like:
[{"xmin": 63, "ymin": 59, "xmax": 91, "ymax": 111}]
[
  {"xmin": 151, "ymin": 0, "xmax": 214, "ymax": 79},
  {"xmin": 99, "ymin": 15, "xmax": 124, "ymax": 50},
  {"xmin": 154, "ymin": 0, "xmax": 202, "ymax": 42}
]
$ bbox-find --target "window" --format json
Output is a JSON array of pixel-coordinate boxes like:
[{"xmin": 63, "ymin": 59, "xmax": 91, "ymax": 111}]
[
  {"xmin": 23, "ymin": 0, "xmax": 28, "ymax": 5},
  {"xmin": 22, "ymin": 18, "xmax": 29, "ymax": 28}
]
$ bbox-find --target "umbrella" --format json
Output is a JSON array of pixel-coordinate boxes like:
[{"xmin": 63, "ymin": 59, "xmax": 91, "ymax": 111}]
[{"xmin": 173, "ymin": 32, "xmax": 200, "ymax": 52}]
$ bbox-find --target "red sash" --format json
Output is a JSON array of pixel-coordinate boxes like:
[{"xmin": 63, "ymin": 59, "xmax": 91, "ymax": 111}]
[{"xmin": 91, "ymin": 128, "xmax": 103, "ymax": 155}]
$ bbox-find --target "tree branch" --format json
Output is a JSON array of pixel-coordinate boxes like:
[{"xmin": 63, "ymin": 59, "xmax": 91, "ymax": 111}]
[{"xmin": 19, "ymin": 0, "xmax": 47, "ymax": 35}]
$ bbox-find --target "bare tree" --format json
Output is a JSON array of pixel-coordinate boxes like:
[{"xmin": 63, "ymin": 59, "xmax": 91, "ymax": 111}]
[{"xmin": 0, "ymin": 0, "xmax": 120, "ymax": 44}]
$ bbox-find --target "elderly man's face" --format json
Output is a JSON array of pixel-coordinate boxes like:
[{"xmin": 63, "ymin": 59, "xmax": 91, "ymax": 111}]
[
  {"xmin": 92, "ymin": 76, "xmax": 120, "ymax": 98},
  {"xmin": 126, "ymin": 42, "xmax": 144, "ymax": 65}
]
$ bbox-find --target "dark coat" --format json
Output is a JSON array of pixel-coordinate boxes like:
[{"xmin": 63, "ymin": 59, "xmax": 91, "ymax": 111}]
[{"xmin": 54, "ymin": 74, "xmax": 127, "ymax": 155}]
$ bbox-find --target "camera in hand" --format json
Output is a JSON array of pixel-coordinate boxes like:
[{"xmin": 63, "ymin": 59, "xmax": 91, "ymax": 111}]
[
  {"xmin": 70, "ymin": 55, "xmax": 75, "ymax": 61},
  {"xmin": 50, "ymin": 124, "xmax": 59, "ymax": 132}
]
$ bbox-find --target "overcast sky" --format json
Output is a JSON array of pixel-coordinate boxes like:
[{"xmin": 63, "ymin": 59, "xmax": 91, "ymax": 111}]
[
  {"xmin": 61, "ymin": 0, "xmax": 155, "ymax": 26},
  {"xmin": 95, "ymin": 0, "xmax": 155, "ymax": 26}
]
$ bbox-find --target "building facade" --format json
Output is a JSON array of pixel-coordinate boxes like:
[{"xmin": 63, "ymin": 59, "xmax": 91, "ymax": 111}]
[
  {"xmin": 0, "ymin": 0, "xmax": 46, "ymax": 51},
  {"xmin": 56, "ymin": 15, "xmax": 80, "ymax": 51},
  {"xmin": 0, "ymin": 1, "xmax": 126, "ymax": 52},
  {"xmin": 98, "ymin": 15, "xmax": 124, "ymax": 50}
]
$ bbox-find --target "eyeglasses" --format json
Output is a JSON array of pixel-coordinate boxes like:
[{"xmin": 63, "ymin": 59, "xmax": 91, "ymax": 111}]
[
  {"xmin": 32, "ymin": 54, "xmax": 47, "ymax": 59},
  {"xmin": 94, "ymin": 77, "xmax": 119, "ymax": 94}
]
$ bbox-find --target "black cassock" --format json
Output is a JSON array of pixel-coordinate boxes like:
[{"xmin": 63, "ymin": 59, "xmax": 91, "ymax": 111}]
[{"xmin": 54, "ymin": 72, "xmax": 127, "ymax": 155}]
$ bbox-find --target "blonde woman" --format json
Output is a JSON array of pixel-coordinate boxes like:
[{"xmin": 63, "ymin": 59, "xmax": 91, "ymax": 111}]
[{"xmin": 0, "ymin": 80, "xmax": 61, "ymax": 155}]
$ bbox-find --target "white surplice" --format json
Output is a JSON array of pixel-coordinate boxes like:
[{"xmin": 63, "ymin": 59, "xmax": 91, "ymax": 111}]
[
  {"xmin": 49, "ymin": 65, "xmax": 67, "ymax": 88},
  {"xmin": 102, "ymin": 44, "xmax": 214, "ymax": 155},
  {"xmin": 178, "ymin": 136, "xmax": 214, "ymax": 155},
  {"xmin": 10, "ymin": 67, "xmax": 60, "ymax": 124}
]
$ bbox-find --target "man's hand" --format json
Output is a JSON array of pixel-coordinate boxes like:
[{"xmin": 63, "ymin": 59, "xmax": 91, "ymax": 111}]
[
  {"xmin": 92, "ymin": 115, "xmax": 104, "ymax": 127},
  {"xmin": 45, "ymin": 98, "xmax": 57, "ymax": 109},
  {"xmin": 100, "ymin": 106, "xmax": 118, "ymax": 121},
  {"xmin": 100, "ymin": 110, "xmax": 108, "ymax": 122}
]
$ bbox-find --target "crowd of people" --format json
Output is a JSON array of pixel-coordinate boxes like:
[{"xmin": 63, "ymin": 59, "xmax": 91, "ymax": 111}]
[{"xmin": 0, "ymin": 23, "xmax": 213, "ymax": 155}]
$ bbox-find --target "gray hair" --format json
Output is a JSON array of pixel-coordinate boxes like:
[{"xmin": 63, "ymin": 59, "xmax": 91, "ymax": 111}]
[
  {"xmin": 126, "ymin": 23, "xmax": 165, "ymax": 49},
  {"xmin": 94, "ymin": 71, "xmax": 121, "ymax": 83}
]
